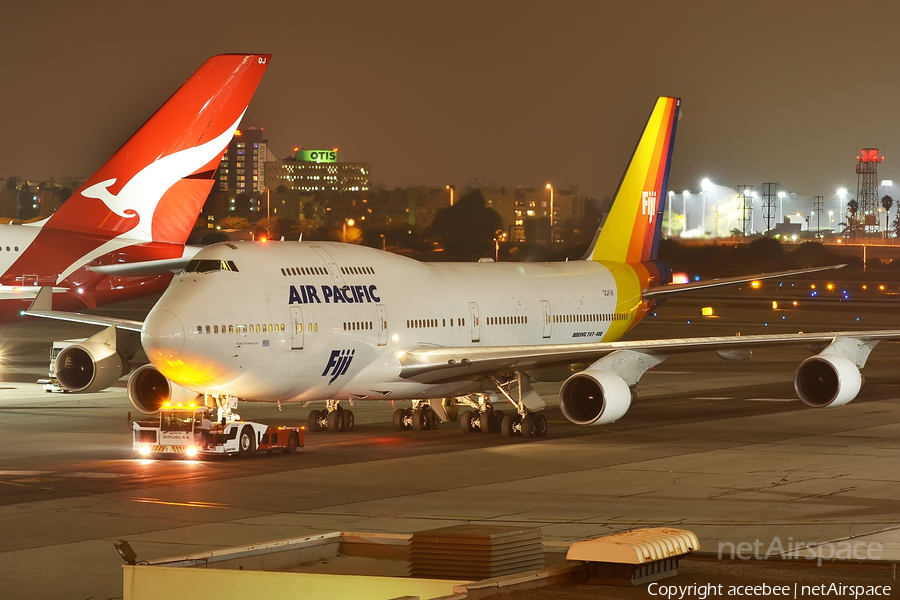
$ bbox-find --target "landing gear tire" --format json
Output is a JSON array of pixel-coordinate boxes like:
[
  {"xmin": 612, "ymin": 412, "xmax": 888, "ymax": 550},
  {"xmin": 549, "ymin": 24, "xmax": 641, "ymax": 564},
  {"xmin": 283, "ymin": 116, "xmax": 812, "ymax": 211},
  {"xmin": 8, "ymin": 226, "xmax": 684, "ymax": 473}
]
[
  {"xmin": 461, "ymin": 410, "xmax": 476, "ymax": 433},
  {"xmin": 535, "ymin": 413, "xmax": 548, "ymax": 438},
  {"xmin": 392, "ymin": 408, "xmax": 407, "ymax": 431},
  {"xmin": 412, "ymin": 408, "xmax": 430, "ymax": 431},
  {"xmin": 492, "ymin": 410, "xmax": 505, "ymax": 432},
  {"xmin": 327, "ymin": 410, "xmax": 344, "ymax": 432},
  {"xmin": 501, "ymin": 414, "xmax": 518, "ymax": 438},
  {"xmin": 238, "ymin": 425, "xmax": 255, "ymax": 457},
  {"xmin": 427, "ymin": 407, "xmax": 440, "ymax": 429},
  {"xmin": 284, "ymin": 432, "xmax": 299, "ymax": 454},
  {"xmin": 308, "ymin": 409, "xmax": 322, "ymax": 432},
  {"xmin": 479, "ymin": 412, "xmax": 495, "ymax": 433},
  {"xmin": 521, "ymin": 414, "xmax": 538, "ymax": 439},
  {"xmin": 343, "ymin": 410, "xmax": 355, "ymax": 432}
]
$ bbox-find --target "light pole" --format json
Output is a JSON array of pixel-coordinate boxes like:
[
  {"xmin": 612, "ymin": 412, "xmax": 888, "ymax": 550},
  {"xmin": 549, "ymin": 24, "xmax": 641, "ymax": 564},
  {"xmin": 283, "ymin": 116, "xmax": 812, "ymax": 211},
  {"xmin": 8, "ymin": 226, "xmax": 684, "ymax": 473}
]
[
  {"xmin": 682, "ymin": 190, "xmax": 689, "ymax": 234},
  {"xmin": 667, "ymin": 191, "xmax": 674, "ymax": 236},
  {"xmin": 342, "ymin": 218, "xmax": 355, "ymax": 243},
  {"xmin": 545, "ymin": 183, "xmax": 554, "ymax": 243},
  {"xmin": 700, "ymin": 178, "xmax": 712, "ymax": 236},
  {"xmin": 259, "ymin": 186, "xmax": 272, "ymax": 240},
  {"xmin": 837, "ymin": 188, "xmax": 847, "ymax": 229},
  {"xmin": 713, "ymin": 205, "xmax": 718, "ymax": 237},
  {"xmin": 380, "ymin": 233, "xmax": 385, "ymax": 251},
  {"xmin": 494, "ymin": 237, "xmax": 499, "ymax": 262},
  {"xmin": 446, "ymin": 184, "xmax": 454, "ymax": 207},
  {"xmin": 750, "ymin": 191, "xmax": 758, "ymax": 233}
]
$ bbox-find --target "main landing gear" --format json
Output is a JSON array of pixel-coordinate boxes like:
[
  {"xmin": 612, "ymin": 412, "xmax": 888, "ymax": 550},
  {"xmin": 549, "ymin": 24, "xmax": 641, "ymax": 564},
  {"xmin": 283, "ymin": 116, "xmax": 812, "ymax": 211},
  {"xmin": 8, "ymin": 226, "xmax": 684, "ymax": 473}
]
[
  {"xmin": 308, "ymin": 400, "xmax": 355, "ymax": 433},
  {"xmin": 392, "ymin": 400, "xmax": 441, "ymax": 431},
  {"xmin": 485, "ymin": 374, "xmax": 548, "ymax": 439},
  {"xmin": 456, "ymin": 394, "xmax": 546, "ymax": 438},
  {"xmin": 450, "ymin": 373, "xmax": 549, "ymax": 439},
  {"xmin": 499, "ymin": 411, "xmax": 548, "ymax": 439}
]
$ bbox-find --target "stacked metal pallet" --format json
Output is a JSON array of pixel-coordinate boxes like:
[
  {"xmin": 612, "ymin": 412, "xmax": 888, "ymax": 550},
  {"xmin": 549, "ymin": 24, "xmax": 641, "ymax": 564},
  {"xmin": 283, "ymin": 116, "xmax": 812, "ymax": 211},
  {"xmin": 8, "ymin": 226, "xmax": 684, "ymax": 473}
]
[{"xmin": 409, "ymin": 524, "xmax": 544, "ymax": 580}]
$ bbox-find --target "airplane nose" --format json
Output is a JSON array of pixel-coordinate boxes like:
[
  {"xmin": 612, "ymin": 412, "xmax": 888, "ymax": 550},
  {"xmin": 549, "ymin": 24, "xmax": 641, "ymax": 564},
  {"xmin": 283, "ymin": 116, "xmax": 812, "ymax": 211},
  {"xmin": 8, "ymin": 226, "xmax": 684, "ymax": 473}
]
[{"xmin": 142, "ymin": 309, "xmax": 185, "ymax": 360}]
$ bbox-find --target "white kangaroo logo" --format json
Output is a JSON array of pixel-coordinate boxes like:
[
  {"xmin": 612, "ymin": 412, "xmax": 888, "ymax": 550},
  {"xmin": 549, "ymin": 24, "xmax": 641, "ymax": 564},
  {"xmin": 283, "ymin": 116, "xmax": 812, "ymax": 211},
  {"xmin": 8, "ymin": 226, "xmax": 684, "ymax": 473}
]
[
  {"xmin": 55, "ymin": 110, "xmax": 246, "ymax": 283},
  {"xmin": 80, "ymin": 110, "xmax": 246, "ymax": 242}
]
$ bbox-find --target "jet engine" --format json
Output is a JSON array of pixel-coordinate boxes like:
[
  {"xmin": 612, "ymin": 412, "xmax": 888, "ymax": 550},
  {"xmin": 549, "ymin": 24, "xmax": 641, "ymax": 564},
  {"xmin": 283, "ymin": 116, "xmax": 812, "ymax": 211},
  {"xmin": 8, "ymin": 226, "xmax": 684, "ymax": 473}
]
[
  {"xmin": 793, "ymin": 354, "xmax": 861, "ymax": 408},
  {"xmin": 55, "ymin": 343, "xmax": 130, "ymax": 393},
  {"xmin": 558, "ymin": 369, "xmax": 632, "ymax": 426},
  {"xmin": 127, "ymin": 364, "xmax": 199, "ymax": 415}
]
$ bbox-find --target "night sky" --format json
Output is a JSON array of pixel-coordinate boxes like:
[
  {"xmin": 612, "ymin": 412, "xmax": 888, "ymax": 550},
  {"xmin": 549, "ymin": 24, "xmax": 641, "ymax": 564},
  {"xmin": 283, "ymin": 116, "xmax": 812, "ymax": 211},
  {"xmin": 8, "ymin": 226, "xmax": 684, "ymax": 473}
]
[{"xmin": 4, "ymin": 1, "xmax": 900, "ymax": 208}]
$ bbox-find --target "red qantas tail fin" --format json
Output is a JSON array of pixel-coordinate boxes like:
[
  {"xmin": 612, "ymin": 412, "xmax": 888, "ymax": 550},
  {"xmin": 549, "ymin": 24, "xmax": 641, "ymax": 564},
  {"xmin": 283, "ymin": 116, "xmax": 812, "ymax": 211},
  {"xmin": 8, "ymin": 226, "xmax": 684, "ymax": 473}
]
[{"xmin": 39, "ymin": 54, "xmax": 271, "ymax": 244}]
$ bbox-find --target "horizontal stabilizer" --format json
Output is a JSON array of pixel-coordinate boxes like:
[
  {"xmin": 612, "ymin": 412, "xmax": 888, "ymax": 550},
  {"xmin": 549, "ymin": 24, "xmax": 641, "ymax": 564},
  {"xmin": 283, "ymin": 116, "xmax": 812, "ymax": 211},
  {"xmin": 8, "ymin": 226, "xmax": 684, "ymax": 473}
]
[
  {"xmin": 88, "ymin": 256, "xmax": 195, "ymax": 276},
  {"xmin": 0, "ymin": 285, "xmax": 69, "ymax": 301}
]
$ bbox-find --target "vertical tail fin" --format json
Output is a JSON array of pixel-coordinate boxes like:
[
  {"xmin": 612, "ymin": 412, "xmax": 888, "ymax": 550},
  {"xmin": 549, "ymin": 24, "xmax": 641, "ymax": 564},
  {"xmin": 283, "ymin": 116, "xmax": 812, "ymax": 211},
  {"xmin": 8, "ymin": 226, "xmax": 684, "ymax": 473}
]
[
  {"xmin": 39, "ymin": 54, "xmax": 271, "ymax": 244},
  {"xmin": 586, "ymin": 97, "xmax": 679, "ymax": 263}
]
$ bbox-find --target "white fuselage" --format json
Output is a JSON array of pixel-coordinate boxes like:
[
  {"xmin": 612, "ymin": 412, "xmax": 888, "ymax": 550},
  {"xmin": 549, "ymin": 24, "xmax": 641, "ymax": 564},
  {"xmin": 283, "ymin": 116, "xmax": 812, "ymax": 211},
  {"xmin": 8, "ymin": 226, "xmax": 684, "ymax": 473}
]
[
  {"xmin": 143, "ymin": 241, "xmax": 648, "ymax": 403},
  {"xmin": 0, "ymin": 224, "xmax": 41, "ymax": 281}
]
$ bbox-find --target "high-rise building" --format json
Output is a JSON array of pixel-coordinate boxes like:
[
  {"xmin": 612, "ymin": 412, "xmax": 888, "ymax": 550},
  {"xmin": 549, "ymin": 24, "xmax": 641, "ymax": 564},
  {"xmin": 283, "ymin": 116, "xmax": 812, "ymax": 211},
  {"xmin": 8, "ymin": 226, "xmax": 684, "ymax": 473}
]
[
  {"xmin": 216, "ymin": 127, "xmax": 268, "ymax": 195},
  {"xmin": 265, "ymin": 149, "xmax": 369, "ymax": 194}
]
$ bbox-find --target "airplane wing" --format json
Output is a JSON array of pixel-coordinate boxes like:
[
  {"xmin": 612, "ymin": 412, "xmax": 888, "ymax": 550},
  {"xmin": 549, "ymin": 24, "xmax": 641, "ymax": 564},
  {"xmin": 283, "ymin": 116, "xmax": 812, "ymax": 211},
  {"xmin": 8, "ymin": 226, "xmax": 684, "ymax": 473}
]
[
  {"xmin": 20, "ymin": 287, "xmax": 143, "ymax": 332},
  {"xmin": 642, "ymin": 264, "xmax": 845, "ymax": 300},
  {"xmin": 398, "ymin": 329, "xmax": 900, "ymax": 384}
]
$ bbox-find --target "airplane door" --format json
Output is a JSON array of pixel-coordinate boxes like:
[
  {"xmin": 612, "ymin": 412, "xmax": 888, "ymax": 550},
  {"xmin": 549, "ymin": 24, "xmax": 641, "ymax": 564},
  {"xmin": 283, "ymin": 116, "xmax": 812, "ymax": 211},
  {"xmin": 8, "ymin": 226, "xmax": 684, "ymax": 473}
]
[
  {"xmin": 468, "ymin": 302, "xmax": 481, "ymax": 343},
  {"xmin": 310, "ymin": 246, "xmax": 347, "ymax": 287},
  {"xmin": 376, "ymin": 304, "xmax": 388, "ymax": 346},
  {"xmin": 541, "ymin": 300, "xmax": 552, "ymax": 338},
  {"xmin": 290, "ymin": 306, "xmax": 304, "ymax": 350}
]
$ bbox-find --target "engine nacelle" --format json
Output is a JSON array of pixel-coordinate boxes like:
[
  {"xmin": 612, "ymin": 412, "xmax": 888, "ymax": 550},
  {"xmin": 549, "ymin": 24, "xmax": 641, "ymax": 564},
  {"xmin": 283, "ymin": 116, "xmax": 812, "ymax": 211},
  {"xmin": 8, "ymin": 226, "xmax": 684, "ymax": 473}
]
[
  {"xmin": 558, "ymin": 369, "xmax": 632, "ymax": 426},
  {"xmin": 793, "ymin": 354, "xmax": 861, "ymax": 408},
  {"xmin": 127, "ymin": 364, "xmax": 199, "ymax": 415},
  {"xmin": 55, "ymin": 342, "xmax": 130, "ymax": 393}
]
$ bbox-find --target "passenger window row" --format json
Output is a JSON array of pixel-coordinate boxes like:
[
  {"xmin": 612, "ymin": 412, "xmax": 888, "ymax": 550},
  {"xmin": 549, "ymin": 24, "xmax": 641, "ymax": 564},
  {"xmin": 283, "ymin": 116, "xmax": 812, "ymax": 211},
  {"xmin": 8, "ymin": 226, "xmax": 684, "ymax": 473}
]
[
  {"xmin": 343, "ymin": 321, "xmax": 373, "ymax": 331},
  {"xmin": 340, "ymin": 266, "xmax": 375, "ymax": 275},
  {"xmin": 550, "ymin": 313, "xmax": 626, "ymax": 324},
  {"xmin": 407, "ymin": 318, "xmax": 466, "ymax": 328},
  {"xmin": 196, "ymin": 323, "xmax": 286, "ymax": 334},
  {"xmin": 487, "ymin": 316, "xmax": 527, "ymax": 325},
  {"xmin": 281, "ymin": 266, "xmax": 327, "ymax": 276}
]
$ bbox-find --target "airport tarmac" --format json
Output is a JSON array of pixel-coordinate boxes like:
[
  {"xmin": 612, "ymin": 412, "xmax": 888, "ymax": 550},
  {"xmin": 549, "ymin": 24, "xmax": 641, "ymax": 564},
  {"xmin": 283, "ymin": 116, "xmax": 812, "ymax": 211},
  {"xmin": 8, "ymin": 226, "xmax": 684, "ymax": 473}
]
[{"xmin": 1, "ymin": 281, "xmax": 899, "ymax": 599}]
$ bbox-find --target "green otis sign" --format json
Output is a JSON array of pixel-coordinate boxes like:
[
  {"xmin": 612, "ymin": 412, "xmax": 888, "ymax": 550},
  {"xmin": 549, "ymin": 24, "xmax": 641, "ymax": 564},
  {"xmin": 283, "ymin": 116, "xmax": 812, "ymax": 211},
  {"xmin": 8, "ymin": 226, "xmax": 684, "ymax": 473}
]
[{"xmin": 297, "ymin": 149, "xmax": 338, "ymax": 163}]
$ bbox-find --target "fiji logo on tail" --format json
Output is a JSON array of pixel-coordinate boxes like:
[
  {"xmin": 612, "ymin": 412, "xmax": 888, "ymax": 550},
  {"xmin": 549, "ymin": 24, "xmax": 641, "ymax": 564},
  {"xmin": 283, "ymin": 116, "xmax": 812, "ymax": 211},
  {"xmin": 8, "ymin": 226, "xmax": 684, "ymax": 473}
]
[
  {"xmin": 322, "ymin": 349, "xmax": 355, "ymax": 384},
  {"xmin": 641, "ymin": 191, "xmax": 658, "ymax": 223}
]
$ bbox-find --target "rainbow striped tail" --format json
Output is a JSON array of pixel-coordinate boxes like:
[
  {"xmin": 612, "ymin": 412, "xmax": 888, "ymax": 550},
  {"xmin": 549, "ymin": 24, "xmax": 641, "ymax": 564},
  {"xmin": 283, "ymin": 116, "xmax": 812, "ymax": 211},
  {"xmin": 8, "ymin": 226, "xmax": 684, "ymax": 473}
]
[{"xmin": 586, "ymin": 97, "xmax": 680, "ymax": 263}]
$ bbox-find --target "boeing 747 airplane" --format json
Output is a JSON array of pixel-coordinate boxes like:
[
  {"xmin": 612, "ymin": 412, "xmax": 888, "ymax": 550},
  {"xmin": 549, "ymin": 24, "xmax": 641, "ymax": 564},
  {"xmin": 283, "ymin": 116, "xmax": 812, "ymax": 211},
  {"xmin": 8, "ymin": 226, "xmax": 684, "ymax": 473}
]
[{"xmin": 29, "ymin": 96, "xmax": 887, "ymax": 440}]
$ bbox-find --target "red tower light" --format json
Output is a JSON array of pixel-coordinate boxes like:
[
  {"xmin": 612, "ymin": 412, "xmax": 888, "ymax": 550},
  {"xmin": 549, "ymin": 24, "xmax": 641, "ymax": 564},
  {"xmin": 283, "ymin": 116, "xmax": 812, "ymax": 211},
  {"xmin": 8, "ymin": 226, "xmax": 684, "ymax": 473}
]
[
  {"xmin": 859, "ymin": 148, "xmax": 884, "ymax": 163},
  {"xmin": 856, "ymin": 147, "xmax": 884, "ymax": 234}
]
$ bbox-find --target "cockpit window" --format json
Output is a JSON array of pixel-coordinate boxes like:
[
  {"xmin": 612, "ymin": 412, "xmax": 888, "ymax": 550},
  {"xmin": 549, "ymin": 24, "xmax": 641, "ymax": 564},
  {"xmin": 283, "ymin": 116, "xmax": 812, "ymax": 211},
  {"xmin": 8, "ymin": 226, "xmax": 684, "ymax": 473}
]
[{"xmin": 184, "ymin": 259, "xmax": 240, "ymax": 273}]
